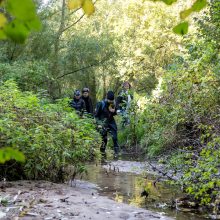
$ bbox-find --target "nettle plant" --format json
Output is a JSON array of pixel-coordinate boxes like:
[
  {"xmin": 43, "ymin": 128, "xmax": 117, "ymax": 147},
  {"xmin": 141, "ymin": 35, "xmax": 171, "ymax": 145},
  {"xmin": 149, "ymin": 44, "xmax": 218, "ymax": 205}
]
[{"xmin": 0, "ymin": 80, "xmax": 101, "ymax": 181}]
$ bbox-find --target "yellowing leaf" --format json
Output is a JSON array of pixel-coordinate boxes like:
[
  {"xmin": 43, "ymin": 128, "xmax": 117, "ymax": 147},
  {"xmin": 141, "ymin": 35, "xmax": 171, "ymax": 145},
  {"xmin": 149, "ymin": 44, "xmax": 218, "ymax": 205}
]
[
  {"xmin": 180, "ymin": 0, "xmax": 207, "ymax": 19},
  {"xmin": 82, "ymin": 0, "xmax": 95, "ymax": 16},
  {"xmin": 0, "ymin": 147, "xmax": 25, "ymax": 164},
  {"xmin": 0, "ymin": 13, "xmax": 7, "ymax": 28},
  {"xmin": 180, "ymin": 8, "xmax": 192, "ymax": 19},
  {"xmin": 162, "ymin": 0, "xmax": 177, "ymax": 5},
  {"xmin": 67, "ymin": 0, "xmax": 82, "ymax": 10}
]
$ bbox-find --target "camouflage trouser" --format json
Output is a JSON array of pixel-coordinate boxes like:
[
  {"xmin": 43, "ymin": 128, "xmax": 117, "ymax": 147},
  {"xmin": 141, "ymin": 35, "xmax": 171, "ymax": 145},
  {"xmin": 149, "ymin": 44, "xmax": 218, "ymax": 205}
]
[{"xmin": 100, "ymin": 122, "xmax": 119, "ymax": 155}]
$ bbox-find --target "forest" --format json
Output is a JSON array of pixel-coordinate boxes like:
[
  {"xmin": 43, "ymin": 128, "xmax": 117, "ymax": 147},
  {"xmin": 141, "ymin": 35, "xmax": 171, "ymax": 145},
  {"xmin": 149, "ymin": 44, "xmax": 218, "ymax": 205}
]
[{"xmin": 1, "ymin": 0, "xmax": 220, "ymax": 219}]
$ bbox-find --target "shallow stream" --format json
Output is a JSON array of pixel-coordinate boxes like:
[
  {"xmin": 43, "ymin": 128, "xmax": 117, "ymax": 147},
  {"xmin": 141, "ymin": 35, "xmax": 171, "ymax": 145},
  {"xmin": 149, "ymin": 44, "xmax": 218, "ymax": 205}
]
[{"xmin": 82, "ymin": 161, "xmax": 209, "ymax": 220}]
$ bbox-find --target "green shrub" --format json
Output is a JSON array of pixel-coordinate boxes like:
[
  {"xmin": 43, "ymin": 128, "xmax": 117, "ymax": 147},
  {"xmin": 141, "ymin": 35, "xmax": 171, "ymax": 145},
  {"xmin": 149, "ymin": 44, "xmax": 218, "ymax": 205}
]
[{"xmin": 0, "ymin": 80, "xmax": 101, "ymax": 181}]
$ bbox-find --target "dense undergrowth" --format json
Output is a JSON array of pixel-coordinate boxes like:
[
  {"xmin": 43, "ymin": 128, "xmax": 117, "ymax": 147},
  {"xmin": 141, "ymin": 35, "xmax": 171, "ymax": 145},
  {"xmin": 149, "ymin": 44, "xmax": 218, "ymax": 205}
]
[
  {"xmin": 0, "ymin": 80, "xmax": 101, "ymax": 181},
  {"xmin": 118, "ymin": 1, "xmax": 220, "ymax": 210}
]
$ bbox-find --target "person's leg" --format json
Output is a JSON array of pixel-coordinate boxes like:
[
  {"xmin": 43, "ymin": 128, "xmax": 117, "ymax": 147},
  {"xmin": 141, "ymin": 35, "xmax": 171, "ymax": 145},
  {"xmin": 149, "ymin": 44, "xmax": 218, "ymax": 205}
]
[
  {"xmin": 100, "ymin": 129, "xmax": 108, "ymax": 157},
  {"xmin": 109, "ymin": 123, "xmax": 119, "ymax": 156}
]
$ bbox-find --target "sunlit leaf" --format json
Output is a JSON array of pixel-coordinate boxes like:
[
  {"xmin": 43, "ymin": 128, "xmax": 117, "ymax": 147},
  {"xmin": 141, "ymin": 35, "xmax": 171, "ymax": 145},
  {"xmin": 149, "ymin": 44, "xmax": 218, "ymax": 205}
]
[
  {"xmin": 150, "ymin": 0, "xmax": 177, "ymax": 5},
  {"xmin": 67, "ymin": 0, "xmax": 82, "ymax": 10},
  {"xmin": 192, "ymin": 0, "xmax": 207, "ymax": 12},
  {"xmin": 25, "ymin": 19, "xmax": 41, "ymax": 31},
  {"xmin": 5, "ymin": 0, "xmax": 41, "ymax": 31},
  {"xmin": 161, "ymin": 0, "xmax": 177, "ymax": 5},
  {"xmin": 82, "ymin": 0, "xmax": 95, "ymax": 16},
  {"xmin": 0, "ymin": 147, "xmax": 25, "ymax": 164},
  {"xmin": 6, "ymin": 0, "xmax": 36, "ymax": 20},
  {"xmin": 173, "ymin": 21, "xmax": 189, "ymax": 35},
  {"xmin": 0, "ymin": 13, "xmax": 7, "ymax": 28},
  {"xmin": 4, "ymin": 20, "xmax": 29, "ymax": 43},
  {"xmin": 180, "ymin": 8, "xmax": 192, "ymax": 19},
  {"xmin": 180, "ymin": 0, "xmax": 207, "ymax": 19}
]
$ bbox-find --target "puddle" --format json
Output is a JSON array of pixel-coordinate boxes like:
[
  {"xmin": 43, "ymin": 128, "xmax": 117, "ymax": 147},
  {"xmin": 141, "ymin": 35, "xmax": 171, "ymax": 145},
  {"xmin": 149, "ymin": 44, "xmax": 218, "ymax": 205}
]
[{"xmin": 81, "ymin": 162, "xmax": 209, "ymax": 220}]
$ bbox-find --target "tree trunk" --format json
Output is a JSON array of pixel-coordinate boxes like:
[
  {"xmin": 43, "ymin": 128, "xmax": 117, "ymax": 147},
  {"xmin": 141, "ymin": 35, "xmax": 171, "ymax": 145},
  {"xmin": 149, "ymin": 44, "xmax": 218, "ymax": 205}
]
[
  {"xmin": 90, "ymin": 73, "xmax": 97, "ymax": 108},
  {"xmin": 49, "ymin": 0, "xmax": 66, "ymax": 99}
]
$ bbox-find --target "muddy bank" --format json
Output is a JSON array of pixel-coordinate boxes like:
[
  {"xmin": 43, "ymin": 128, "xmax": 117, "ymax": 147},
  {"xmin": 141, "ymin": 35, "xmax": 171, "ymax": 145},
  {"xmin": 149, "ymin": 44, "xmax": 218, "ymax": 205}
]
[{"xmin": 0, "ymin": 180, "xmax": 172, "ymax": 220}]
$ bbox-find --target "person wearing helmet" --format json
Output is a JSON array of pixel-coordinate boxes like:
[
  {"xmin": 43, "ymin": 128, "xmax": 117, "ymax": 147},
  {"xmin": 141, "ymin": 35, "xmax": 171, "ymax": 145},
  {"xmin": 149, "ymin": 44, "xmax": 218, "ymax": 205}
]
[
  {"xmin": 70, "ymin": 90, "xmax": 86, "ymax": 116},
  {"xmin": 95, "ymin": 91, "xmax": 119, "ymax": 159},
  {"xmin": 81, "ymin": 87, "xmax": 93, "ymax": 115}
]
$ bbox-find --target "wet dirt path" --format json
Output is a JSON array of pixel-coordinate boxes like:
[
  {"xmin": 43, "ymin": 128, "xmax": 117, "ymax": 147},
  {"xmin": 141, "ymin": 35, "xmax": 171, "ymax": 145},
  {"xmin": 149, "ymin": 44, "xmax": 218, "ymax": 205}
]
[{"xmin": 0, "ymin": 180, "xmax": 172, "ymax": 220}]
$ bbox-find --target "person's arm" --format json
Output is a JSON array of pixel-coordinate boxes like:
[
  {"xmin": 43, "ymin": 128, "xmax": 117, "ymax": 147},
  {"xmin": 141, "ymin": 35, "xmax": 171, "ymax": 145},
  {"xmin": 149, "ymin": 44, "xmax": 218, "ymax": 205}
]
[
  {"xmin": 94, "ymin": 102, "xmax": 102, "ymax": 120},
  {"xmin": 116, "ymin": 91, "xmax": 123, "ymax": 110},
  {"xmin": 109, "ymin": 101, "xmax": 117, "ymax": 116},
  {"xmin": 69, "ymin": 100, "xmax": 75, "ymax": 109},
  {"xmin": 89, "ymin": 98, "xmax": 94, "ymax": 114},
  {"xmin": 79, "ymin": 100, "xmax": 86, "ymax": 116}
]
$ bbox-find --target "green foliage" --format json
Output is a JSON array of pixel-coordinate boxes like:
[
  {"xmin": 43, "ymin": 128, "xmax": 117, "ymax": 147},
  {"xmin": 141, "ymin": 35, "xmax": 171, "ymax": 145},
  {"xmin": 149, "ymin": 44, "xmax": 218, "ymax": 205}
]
[
  {"xmin": 0, "ymin": 147, "xmax": 25, "ymax": 163},
  {"xmin": 0, "ymin": 80, "xmax": 101, "ymax": 181},
  {"xmin": 127, "ymin": 1, "xmax": 220, "ymax": 209},
  {"xmin": 180, "ymin": 0, "xmax": 207, "ymax": 19},
  {"xmin": 167, "ymin": 137, "xmax": 220, "ymax": 207},
  {"xmin": 152, "ymin": 0, "xmax": 177, "ymax": 5},
  {"xmin": 149, "ymin": 0, "xmax": 207, "ymax": 35},
  {"xmin": 191, "ymin": 0, "xmax": 207, "ymax": 12},
  {"xmin": 0, "ymin": 0, "xmax": 41, "ymax": 43},
  {"xmin": 0, "ymin": 61, "xmax": 49, "ymax": 92},
  {"xmin": 173, "ymin": 21, "xmax": 189, "ymax": 35},
  {"xmin": 117, "ymin": 100, "xmax": 141, "ymax": 151}
]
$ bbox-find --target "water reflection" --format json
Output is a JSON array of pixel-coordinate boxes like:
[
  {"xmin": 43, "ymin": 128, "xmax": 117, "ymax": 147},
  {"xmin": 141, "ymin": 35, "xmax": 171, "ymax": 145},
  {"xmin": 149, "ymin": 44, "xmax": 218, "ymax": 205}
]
[{"xmin": 82, "ymin": 163, "xmax": 208, "ymax": 220}]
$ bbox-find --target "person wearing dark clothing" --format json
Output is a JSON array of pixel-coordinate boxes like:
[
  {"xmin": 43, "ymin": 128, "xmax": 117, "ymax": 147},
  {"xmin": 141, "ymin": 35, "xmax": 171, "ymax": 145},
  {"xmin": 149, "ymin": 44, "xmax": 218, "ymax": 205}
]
[
  {"xmin": 95, "ymin": 91, "xmax": 119, "ymax": 158},
  {"xmin": 70, "ymin": 90, "xmax": 85, "ymax": 116},
  {"xmin": 81, "ymin": 87, "xmax": 93, "ymax": 115}
]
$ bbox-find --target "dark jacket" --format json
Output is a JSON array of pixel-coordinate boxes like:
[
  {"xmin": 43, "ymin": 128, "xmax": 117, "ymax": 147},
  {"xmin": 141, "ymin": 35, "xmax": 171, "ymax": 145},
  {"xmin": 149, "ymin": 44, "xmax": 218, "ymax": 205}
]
[
  {"xmin": 82, "ymin": 96, "xmax": 93, "ymax": 114},
  {"xmin": 70, "ymin": 98, "xmax": 85, "ymax": 113},
  {"xmin": 95, "ymin": 100, "xmax": 117, "ymax": 125}
]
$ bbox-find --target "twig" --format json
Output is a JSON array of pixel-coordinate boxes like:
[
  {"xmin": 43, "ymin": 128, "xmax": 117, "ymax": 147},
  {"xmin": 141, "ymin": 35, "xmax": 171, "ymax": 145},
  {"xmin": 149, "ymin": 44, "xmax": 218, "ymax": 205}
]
[{"xmin": 146, "ymin": 161, "xmax": 177, "ymax": 181}]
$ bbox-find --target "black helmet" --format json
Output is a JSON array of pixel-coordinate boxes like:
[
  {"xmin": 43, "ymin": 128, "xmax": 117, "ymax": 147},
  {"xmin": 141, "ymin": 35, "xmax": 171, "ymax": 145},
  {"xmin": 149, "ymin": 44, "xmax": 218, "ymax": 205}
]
[
  {"xmin": 74, "ymin": 90, "xmax": 81, "ymax": 96},
  {"xmin": 82, "ymin": 87, "xmax": 90, "ymax": 93}
]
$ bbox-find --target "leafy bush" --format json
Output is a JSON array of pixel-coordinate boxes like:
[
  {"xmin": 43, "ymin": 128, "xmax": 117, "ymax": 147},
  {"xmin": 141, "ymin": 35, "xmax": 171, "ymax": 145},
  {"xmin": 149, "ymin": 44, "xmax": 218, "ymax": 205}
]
[
  {"xmin": 167, "ymin": 136, "xmax": 220, "ymax": 209},
  {"xmin": 181, "ymin": 138, "xmax": 220, "ymax": 206},
  {"xmin": 0, "ymin": 80, "xmax": 101, "ymax": 181},
  {"xmin": 0, "ymin": 61, "xmax": 49, "ymax": 93}
]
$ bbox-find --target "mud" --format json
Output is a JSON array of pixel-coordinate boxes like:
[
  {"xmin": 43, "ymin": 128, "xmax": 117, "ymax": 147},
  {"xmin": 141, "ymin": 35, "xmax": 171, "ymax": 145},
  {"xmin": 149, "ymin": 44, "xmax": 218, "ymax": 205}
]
[{"xmin": 0, "ymin": 180, "xmax": 172, "ymax": 220}]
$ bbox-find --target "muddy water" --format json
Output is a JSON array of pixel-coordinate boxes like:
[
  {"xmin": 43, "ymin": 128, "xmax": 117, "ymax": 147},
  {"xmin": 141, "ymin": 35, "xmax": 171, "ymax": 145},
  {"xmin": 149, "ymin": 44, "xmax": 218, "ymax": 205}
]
[{"xmin": 82, "ymin": 162, "xmax": 209, "ymax": 220}]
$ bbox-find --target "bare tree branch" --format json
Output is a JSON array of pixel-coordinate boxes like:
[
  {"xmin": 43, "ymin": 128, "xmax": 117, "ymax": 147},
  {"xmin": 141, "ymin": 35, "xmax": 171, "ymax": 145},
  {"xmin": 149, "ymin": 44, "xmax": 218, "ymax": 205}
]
[
  {"xmin": 56, "ymin": 58, "xmax": 108, "ymax": 79},
  {"xmin": 62, "ymin": 13, "xmax": 85, "ymax": 33},
  {"xmin": 62, "ymin": 0, "xmax": 98, "ymax": 33}
]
